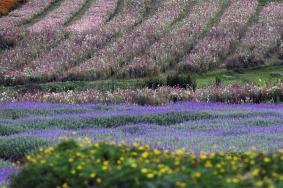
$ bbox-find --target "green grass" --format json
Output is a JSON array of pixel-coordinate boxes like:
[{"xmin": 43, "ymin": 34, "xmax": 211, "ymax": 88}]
[
  {"xmin": 2, "ymin": 60, "xmax": 283, "ymax": 93},
  {"xmin": 196, "ymin": 61, "xmax": 283, "ymax": 87}
]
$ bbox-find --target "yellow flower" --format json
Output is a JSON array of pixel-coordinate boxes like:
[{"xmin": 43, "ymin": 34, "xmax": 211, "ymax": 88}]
[
  {"xmin": 232, "ymin": 178, "xmax": 239, "ymax": 183},
  {"xmin": 131, "ymin": 163, "xmax": 137, "ymax": 168},
  {"xmin": 174, "ymin": 159, "xmax": 180, "ymax": 166},
  {"xmin": 153, "ymin": 149, "xmax": 161, "ymax": 155},
  {"xmin": 252, "ymin": 169, "xmax": 260, "ymax": 176},
  {"xmin": 256, "ymin": 181, "xmax": 263, "ymax": 187},
  {"xmin": 176, "ymin": 181, "xmax": 187, "ymax": 188},
  {"xmin": 96, "ymin": 178, "xmax": 102, "ymax": 184},
  {"xmin": 264, "ymin": 157, "xmax": 271, "ymax": 163},
  {"xmin": 62, "ymin": 183, "xmax": 69, "ymax": 188},
  {"xmin": 102, "ymin": 165, "xmax": 108, "ymax": 171},
  {"xmin": 141, "ymin": 168, "xmax": 148, "ymax": 174},
  {"xmin": 90, "ymin": 172, "xmax": 96, "ymax": 178},
  {"xmin": 200, "ymin": 154, "xmax": 207, "ymax": 160},
  {"xmin": 204, "ymin": 161, "xmax": 213, "ymax": 168},
  {"xmin": 175, "ymin": 149, "xmax": 185, "ymax": 156},
  {"xmin": 133, "ymin": 142, "xmax": 139, "ymax": 147},
  {"xmin": 147, "ymin": 173, "xmax": 154, "ymax": 179},
  {"xmin": 192, "ymin": 172, "xmax": 202, "ymax": 179},
  {"xmin": 77, "ymin": 165, "xmax": 83, "ymax": 170},
  {"xmin": 131, "ymin": 151, "xmax": 138, "ymax": 156},
  {"xmin": 141, "ymin": 152, "xmax": 149, "ymax": 158},
  {"xmin": 71, "ymin": 170, "xmax": 76, "ymax": 175}
]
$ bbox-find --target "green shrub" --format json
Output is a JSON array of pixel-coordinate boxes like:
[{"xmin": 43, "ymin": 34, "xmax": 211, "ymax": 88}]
[
  {"xmin": 215, "ymin": 76, "xmax": 222, "ymax": 87},
  {"xmin": 10, "ymin": 140, "xmax": 283, "ymax": 188},
  {"xmin": 0, "ymin": 137, "xmax": 49, "ymax": 161},
  {"xmin": 226, "ymin": 54, "xmax": 264, "ymax": 70},
  {"xmin": 134, "ymin": 95, "xmax": 164, "ymax": 106},
  {"xmin": 145, "ymin": 77, "xmax": 166, "ymax": 89},
  {"xmin": 166, "ymin": 74, "xmax": 196, "ymax": 90}
]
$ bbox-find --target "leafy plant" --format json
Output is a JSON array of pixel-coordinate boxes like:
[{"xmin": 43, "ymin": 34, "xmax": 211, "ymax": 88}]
[{"xmin": 10, "ymin": 140, "xmax": 283, "ymax": 188}]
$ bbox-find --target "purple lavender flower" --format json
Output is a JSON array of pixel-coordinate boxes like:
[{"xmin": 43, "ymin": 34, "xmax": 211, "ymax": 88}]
[{"xmin": 0, "ymin": 167, "xmax": 17, "ymax": 185}]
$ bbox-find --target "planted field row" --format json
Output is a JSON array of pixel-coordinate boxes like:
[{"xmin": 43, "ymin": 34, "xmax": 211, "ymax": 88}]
[
  {"xmin": 179, "ymin": 0, "xmax": 258, "ymax": 72},
  {"xmin": 0, "ymin": 0, "xmax": 283, "ymax": 84},
  {"xmin": 25, "ymin": 0, "xmax": 186, "ymax": 81},
  {"xmin": 0, "ymin": 101, "xmax": 282, "ymax": 152},
  {"xmin": 67, "ymin": 0, "xmax": 193, "ymax": 79},
  {"xmin": 0, "ymin": 101, "xmax": 283, "ymax": 186},
  {"xmin": 227, "ymin": 2, "xmax": 283, "ymax": 69},
  {"xmin": 0, "ymin": 0, "xmax": 56, "ymax": 44},
  {"xmin": 117, "ymin": 0, "xmax": 224, "ymax": 78},
  {"xmin": 0, "ymin": 0, "xmax": 161, "ymax": 84},
  {"xmin": 27, "ymin": 0, "xmax": 86, "ymax": 33},
  {"xmin": 66, "ymin": 0, "xmax": 118, "ymax": 33}
]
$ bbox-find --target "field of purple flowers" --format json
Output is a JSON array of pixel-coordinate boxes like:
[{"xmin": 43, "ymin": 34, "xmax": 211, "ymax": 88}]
[{"xmin": 0, "ymin": 101, "xmax": 283, "ymax": 185}]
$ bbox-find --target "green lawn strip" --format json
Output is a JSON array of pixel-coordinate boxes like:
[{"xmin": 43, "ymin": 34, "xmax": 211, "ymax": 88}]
[
  {"xmin": 8, "ymin": 79, "xmax": 145, "ymax": 92},
  {"xmin": 6, "ymin": 111, "xmax": 277, "ymax": 131},
  {"xmin": 196, "ymin": 61, "xmax": 283, "ymax": 87}
]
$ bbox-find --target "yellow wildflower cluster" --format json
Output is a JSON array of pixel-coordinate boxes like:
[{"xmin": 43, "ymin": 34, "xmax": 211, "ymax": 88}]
[{"xmin": 10, "ymin": 140, "xmax": 283, "ymax": 188}]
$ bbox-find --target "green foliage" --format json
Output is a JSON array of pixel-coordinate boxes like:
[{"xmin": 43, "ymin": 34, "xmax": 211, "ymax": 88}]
[
  {"xmin": 0, "ymin": 125, "xmax": 23, "ymax": 136},
  {"xmin": 134, "ymin": 95, "xmax": 164, "ymax": 106},
  {"xmin": 0, "ymin": 137, "xmax": 49, "ymax": 161},
  {"xmin": 215, "ymin": 76, "xmax": 222, "ymax": 87},
  {"xmin": 145, "ymin": 77, "xmax": 166, "ymax": 89},
  {"xmin": 166, "ymin": 74, "xmax": 197, "ymax": 90},
  {"xmin": 0, "ymin": 159, "xmax": 12, "ymax": 168},
  {"xmin": 10, "ymin": 140, "xmax": 283, "ymax": 188},
  {"xmin": 10, "ymin": 111, "xmax": 272, "ymax": 131}
]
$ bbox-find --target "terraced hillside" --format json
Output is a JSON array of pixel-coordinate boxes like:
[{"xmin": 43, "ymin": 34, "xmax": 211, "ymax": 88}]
[
  {"xmin": 0, "ymin": 0, "xmax": 282, "ymax": 104},
  {"xmin": 1, "ymin": 1, "xmax": 283, "ymax": 187}
]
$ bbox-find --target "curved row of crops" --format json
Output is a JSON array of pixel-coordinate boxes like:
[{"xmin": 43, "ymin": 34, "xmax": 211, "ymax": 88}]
[
  {"xmin": 0, "ymin": 101, "xmax": 282, "ymax": 186},
  {"xmin": 0, "ymin": 0, "xmax": 282, "ymax": 85}
]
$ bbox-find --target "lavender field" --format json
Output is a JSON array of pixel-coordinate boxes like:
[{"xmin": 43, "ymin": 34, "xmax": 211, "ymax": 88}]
[
  {"xmin": 1, "ymin": 0, "xmax": 283, "ymax": 187},
  {"xmin": 0, "ymin": 101, "xmax": 283, "ymax": 185}
]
